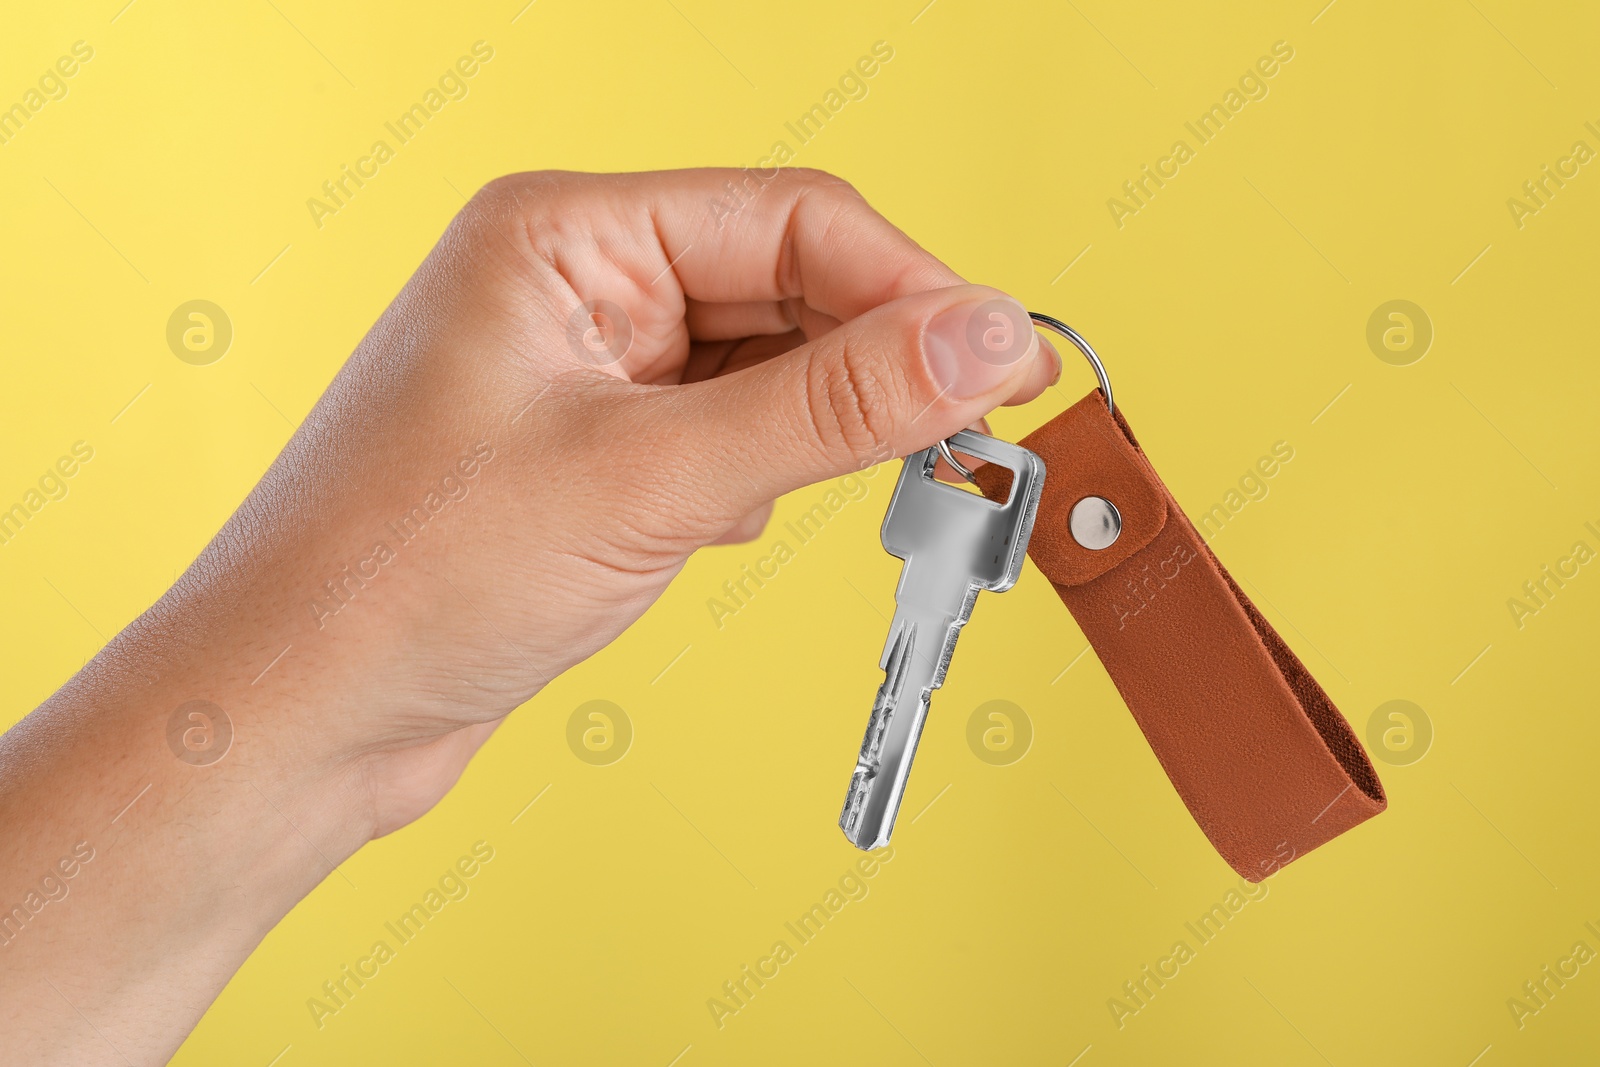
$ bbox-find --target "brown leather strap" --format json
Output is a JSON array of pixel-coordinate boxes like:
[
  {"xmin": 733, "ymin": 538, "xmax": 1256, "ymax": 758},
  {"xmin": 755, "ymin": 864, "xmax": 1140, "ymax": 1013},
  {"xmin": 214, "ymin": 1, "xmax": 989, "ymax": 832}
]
[{"xmin": 975, "ymin": 391, "xmax": 1386, "ymax": 880}]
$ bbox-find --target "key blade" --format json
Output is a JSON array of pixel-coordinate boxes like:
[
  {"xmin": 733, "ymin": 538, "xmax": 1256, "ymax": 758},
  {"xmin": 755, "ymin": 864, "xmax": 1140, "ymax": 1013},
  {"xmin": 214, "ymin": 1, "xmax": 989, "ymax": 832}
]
[{"xmin": 839, "ymin": 604, "xmax": 956, "ymax": 850}]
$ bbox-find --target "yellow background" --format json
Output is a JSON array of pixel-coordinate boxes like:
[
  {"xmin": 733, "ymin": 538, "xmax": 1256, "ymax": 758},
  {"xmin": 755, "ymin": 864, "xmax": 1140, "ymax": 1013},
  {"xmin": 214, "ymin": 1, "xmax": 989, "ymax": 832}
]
[{"xmin": 4, "ymin": 0, "xmax": 1598, "ymax": 1063}]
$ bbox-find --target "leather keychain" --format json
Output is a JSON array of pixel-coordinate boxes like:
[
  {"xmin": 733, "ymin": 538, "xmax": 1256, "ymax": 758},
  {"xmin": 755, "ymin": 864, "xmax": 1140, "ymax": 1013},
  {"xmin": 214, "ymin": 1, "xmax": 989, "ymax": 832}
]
[{"xmin": 971, "ymin": 313, "xmax": 1386, "ymax": 882}]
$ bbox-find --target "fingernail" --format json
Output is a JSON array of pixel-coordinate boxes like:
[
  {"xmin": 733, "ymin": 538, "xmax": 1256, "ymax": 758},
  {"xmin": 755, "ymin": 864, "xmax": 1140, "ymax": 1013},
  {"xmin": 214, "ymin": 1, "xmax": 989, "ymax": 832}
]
[
  {"xmin": 1040, "ymin": 335, "xmax": 1063, "ymax": 386},
  {"xmin": 924, "ymin": 296, "xmax": 1036, "ymax": 401}
]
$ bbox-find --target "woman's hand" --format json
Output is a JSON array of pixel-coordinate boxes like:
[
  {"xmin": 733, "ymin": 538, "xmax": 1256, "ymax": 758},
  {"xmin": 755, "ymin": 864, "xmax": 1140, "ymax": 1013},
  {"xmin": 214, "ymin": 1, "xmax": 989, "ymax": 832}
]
[
  {"xmin": 219, "ymin": 167, "xmax": 1058, "ymax": 837},
  {"xmin": 0, "ymin": 168, "xmax": 1056, "ymax": 1064}
]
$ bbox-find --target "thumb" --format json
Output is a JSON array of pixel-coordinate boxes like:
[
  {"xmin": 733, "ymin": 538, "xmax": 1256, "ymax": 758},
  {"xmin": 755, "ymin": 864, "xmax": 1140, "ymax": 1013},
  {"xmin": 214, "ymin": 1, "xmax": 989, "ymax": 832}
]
[{"xmin": 648, "ymin": 284, "xmax": 1044, "ymax": 520}]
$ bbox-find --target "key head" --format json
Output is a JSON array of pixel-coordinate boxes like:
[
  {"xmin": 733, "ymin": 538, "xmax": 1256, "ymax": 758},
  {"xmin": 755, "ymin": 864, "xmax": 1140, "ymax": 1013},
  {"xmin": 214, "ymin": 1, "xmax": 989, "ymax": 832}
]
[{"xmin": 880, "ymin": 430, "xmax": 1045, "ymax": 592}]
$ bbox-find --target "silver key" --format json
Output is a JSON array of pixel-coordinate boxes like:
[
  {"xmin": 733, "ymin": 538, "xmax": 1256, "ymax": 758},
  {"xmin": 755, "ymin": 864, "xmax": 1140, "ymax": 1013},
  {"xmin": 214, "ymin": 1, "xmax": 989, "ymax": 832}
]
[{"xmin": 839, "ymin": 429, "xmax": 1045, "ymax": 850}]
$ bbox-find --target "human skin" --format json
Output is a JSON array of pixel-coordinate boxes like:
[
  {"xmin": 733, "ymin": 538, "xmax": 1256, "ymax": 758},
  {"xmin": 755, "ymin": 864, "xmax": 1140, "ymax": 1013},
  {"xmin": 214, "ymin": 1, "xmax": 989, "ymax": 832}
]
[{"xmin": 0, "ymin": 168, "xmax": 1058, "ymax": 1064}]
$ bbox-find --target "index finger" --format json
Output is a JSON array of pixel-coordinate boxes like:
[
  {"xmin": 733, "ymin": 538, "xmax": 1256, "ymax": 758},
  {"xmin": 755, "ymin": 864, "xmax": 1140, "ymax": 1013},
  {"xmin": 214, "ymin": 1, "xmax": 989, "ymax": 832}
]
[{"xmin": 494, "ymin": 167, "xmax": 966, "ymax": 322}]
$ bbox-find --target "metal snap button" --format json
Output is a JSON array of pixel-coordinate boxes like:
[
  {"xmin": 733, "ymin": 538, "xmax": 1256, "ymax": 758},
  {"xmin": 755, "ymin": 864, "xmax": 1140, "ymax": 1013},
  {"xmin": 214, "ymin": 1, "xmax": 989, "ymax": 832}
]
[{"xmin": 1069, "ymin": 496, "xmax": 1121, "ymax": 550}]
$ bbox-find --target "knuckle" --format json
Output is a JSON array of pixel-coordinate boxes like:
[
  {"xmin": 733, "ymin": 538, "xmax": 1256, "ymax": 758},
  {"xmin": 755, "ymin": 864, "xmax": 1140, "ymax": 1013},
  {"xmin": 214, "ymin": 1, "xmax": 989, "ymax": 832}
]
[
  {"xmin": 475, "ymin": 172, "xmax": 525, "ymax": 203},
  {"xmin": 451, "ymin": 173, "xmax": 582, "ymax": 287},
  {"xmin": 782, "ymin": 167, "xmax": 856, "ymax": 195},
  {"xmin": 804, "ymin": 335, "xmax": 900, "ymax": 463},
  {"xmin": 775, "ymin": 174, "xmax": 871, "ymax": 296},
  {"xmin": 793, "ymin": 172, "xmax": 867, "ymax": 223},
  {"xmin": 476, "ymin": 170, "xmax": 571, "ymax": 204},
  {"xmin": 468, "ymin": 173, "xmax": 533, "ymax": 221},
  {"xmin": 466, "ymin": 171, "xmax": 584, "ymax": 233},
  {"xmin": 445, "ymin": 177, "xmax": 527, "ymax": 255}
]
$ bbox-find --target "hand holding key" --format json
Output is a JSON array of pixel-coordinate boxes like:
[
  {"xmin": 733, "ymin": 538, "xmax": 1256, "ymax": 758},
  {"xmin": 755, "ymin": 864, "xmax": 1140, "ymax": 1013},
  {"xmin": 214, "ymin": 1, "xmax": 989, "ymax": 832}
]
[
  {"xmin": 0, "ymin": 168, "xmax": 1059, "ymax": 1060},
  {"xmin": 247, "ymin": 169, "xmax": 1059, "ymax": 839}
]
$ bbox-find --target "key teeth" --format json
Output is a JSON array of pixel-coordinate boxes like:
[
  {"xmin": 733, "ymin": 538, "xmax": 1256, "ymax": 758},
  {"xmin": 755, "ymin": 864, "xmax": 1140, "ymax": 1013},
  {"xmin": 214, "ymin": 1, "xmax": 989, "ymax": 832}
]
[
  {"xmin": 852, "ymin": 623, "xmax": 913, "ymax": 775},
  {"xmin": 840, "ymin": 624, "xmax": 917, "ymax": 850},
  {"xmin": 857, "ymin": 627, "xmax": 910, "ymax": 767},
  {"xmin": 838, "ymin": 775, "xmax": 868, "ymax": 844},
  {"xmin": 839, "ymin": 776, "xmax": 891, "ymax": 850}
]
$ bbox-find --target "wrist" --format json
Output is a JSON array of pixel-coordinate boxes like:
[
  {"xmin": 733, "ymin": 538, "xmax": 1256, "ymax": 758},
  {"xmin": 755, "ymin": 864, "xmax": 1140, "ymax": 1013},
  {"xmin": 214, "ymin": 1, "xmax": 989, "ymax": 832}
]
[
  {"xmin": 0, "ymin": 611, "xmax": 376, "ymax": 1063},
  {"xmin": 98, "ymin": 581, "xmax": 384, "ymax": 856}
]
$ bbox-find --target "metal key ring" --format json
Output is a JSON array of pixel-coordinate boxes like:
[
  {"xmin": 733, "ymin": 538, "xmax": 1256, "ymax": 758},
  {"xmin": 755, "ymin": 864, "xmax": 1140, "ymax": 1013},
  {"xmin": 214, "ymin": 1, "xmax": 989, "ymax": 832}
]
[
  {"xmin": 934, "ymin": 312, "xmax": 1114, "ymax": 483},
  {"xmin": 935, "ymin": 438, "xmax": 978, "ymax": 483},
  {"xmin": 1028, "ymin": 311, "xmax": 1114, "ymax": 415}
]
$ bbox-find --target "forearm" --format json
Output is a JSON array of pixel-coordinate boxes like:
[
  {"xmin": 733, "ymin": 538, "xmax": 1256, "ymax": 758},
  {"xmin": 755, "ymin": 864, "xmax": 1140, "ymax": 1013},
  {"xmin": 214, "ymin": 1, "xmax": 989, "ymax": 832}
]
[
  {"xmin": 0, "ymin": 590, "xmax": 373, "ymax": 1065},
  {"xmin": 0, "ymin": 301, "xmax": 557, "ymax": 1062}
]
